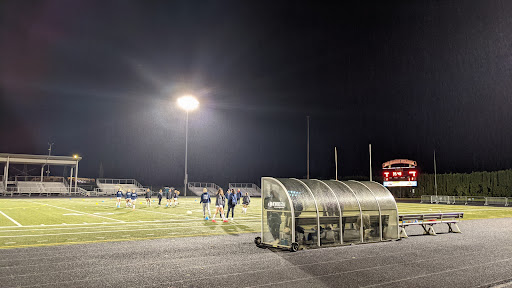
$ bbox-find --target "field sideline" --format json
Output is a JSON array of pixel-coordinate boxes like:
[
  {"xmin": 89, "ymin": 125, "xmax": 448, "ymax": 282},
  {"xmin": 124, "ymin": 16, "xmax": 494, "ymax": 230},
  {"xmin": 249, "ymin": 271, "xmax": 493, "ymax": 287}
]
[{"xmin": 0, "ymin": 197, "xmax": 511, "ymax": 249}]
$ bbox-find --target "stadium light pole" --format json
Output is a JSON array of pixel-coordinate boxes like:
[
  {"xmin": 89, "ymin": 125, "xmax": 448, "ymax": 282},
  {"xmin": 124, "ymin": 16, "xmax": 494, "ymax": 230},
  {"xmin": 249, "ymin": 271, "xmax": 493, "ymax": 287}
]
[{"xmin": 177, "ymin": 95, "xmax": 199, "ymax": 197}]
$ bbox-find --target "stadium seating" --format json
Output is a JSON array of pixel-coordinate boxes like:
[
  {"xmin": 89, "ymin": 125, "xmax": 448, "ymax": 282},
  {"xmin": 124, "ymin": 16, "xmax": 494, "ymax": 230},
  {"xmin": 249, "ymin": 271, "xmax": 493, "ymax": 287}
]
[
  {"xmin": 188, "ymin": 182, "xmax": 221, "ymax": 196},
  {"xmin": 96, "ymin": 178, "xmax": 146, "ymax": 196},
  {"xmin": 229, "ymin": 183, "xmax": 261, "ymax": 197},
  {"xmin": 16, "ymin": 181, "xmax": 71, "ymax": 196},
  {"xmin": 17, "ymin": 181, "xmax": 45, "ymax": 196}
]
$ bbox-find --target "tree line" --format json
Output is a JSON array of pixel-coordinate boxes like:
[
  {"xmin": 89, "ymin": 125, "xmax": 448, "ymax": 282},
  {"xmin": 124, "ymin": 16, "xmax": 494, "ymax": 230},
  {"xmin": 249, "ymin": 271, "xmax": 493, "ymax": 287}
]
[{"xmin": 417, "ymin": 169, "xmax": 512, "ymax": 197}]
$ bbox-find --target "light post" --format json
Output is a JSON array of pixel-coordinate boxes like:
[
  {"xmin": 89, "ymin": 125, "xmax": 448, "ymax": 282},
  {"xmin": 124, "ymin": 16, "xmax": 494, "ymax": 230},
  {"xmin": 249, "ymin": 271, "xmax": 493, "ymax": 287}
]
[{"xmin": 177, "ymin": 95, "xmax": 199, "ymax": 196}]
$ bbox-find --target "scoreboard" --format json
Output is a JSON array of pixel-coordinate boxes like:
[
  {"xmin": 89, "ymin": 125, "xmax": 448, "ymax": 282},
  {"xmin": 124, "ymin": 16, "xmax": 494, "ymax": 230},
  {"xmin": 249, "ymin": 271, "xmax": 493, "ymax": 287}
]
[{"xmin": 382, "ymin": 159, "xmax": 418, "ymax": 187}]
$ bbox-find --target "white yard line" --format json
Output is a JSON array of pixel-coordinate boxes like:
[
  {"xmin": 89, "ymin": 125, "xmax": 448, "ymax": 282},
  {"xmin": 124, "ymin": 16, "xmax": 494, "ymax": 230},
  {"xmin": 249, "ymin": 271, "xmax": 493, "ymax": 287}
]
[
  {"xmin": 22, "ymin": 200, "xmax": 124, "ymax": 223},
  {"xmin": 0, "ymin": 216, "xmax": 259, "ymax": 230},
  {"xmin": 0, "ymin": 223, "xmax": 258, "ymax": 238},
  {"xmin": 0, "ymin": 219, "xmax": 259, "ymax": 233},
  {"xmin": 0, "ymin": 210, "xmax": 22, "ymax": 227}
]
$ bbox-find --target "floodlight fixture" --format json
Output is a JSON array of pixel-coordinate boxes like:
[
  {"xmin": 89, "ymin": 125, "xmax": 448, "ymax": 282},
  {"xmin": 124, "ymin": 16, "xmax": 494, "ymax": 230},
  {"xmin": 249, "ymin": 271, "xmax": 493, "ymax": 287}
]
[{"xmin": 177, "ymin": 95, "xmax": 199, "ymax": 112}]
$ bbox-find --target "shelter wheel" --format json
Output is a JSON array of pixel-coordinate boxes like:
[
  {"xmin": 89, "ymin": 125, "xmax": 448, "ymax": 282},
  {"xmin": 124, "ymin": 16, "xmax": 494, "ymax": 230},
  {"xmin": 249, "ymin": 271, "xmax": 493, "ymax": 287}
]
[
  {"xmin": 254, "ymin": 237, "xmax": 262, "ymax": 245},
  {"xmin": 290, "ymin": 242, "xmax": 299, "ymax": 252}
]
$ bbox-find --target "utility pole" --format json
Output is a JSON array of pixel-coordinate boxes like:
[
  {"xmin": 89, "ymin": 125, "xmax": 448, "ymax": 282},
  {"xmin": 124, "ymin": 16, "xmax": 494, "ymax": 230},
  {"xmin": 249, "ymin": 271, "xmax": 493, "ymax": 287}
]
[
  {"xmin": 434, "ymin": 150, "xmax": 438, "ymax": 196},
  {"xmin": 369, "ymin": 144, "xmax": 372, "ymax": 182},
  {"xmin": 45, "ymin": 142, "xmax": 54, "ymax": 179},
  {"xmin": 307, "ymin": 116, "xmax": 310, "ymax": 180},
  {"xmin": 335, "ymin": 146, "xmax": 338, "ymax": 181}
]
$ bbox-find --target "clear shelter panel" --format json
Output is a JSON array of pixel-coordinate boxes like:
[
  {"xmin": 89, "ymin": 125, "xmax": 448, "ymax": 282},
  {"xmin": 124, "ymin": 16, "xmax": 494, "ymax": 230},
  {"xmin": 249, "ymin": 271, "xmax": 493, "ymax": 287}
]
[
  {"xmin": 323, "ymin": 180, "xmax": 363, "ymax": 244},
  {"xmin": 261, "ymin": 178, "xmax": 292, "ymax": 246},
  {"xmin": 278, "ymin": 178, "xmax": 319, "ymax": 248},
  {"xmin": 343, "ymin": 181, "xmax": 381, "ymax": 242},
  {"xmin": 300, "ymin": 180, "xmax": 342, "ymax": 246},
  {"xmin": 361, "ymin": 181, "xmax": 399, "ymax": 240}
]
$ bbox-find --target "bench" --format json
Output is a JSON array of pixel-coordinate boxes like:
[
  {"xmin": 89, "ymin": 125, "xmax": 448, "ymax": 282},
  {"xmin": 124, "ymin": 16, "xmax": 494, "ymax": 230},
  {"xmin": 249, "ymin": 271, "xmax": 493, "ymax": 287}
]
[
  {"xmin": 294, "ymin": 214, "xmax": 391, "ymax": 243},
  {"xmin": 399, "ymin": 212, "xmax": 463, "ymax": 238}
]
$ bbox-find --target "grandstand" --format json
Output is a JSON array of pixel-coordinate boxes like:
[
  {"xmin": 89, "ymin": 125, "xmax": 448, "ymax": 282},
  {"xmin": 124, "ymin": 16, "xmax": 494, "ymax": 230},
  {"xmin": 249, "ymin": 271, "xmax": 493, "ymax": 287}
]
[
  {"xmin": 187, "ymin": 182, "xmax": 221, "ymax": 196},
  {"xmin": 10, "ymin": 176, "xmax": 83, "ymax": 196},
  {"xmin": 95, "ymin": 178, "xmax": 147, "ymax": 196},
  {"xmin": 229, "ymin": 182, "xmax": 261, "ymax": 197},
  {"xmin": 1, "ymin": 153, "xmax": 83, "ymax": 196}
]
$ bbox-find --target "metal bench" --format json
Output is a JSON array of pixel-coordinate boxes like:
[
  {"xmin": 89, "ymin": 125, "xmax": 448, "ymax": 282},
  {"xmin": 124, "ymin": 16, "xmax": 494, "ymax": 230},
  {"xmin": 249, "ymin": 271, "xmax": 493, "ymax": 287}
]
[{"xmin": 399, "ymin": 212, "xmax": 463, "ymax": 238}]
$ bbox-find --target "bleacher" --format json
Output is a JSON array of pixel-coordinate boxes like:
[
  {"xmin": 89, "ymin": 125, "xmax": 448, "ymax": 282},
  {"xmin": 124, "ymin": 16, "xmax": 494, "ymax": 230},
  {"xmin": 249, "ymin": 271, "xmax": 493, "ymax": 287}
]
[
  {"xmin": 95, "ymin": 178, "xmax": 146, "ymax": 196},
  {"xmin": 229, "ymin": 183, "xmax": 261, "ymax": 197},
  {"xmin": 15, "ymin": 177, "xmax": 76, "ymax": 196},
  {"xmin": 188, "ymin": 182, "xmax": 221, "ymax": 196}
]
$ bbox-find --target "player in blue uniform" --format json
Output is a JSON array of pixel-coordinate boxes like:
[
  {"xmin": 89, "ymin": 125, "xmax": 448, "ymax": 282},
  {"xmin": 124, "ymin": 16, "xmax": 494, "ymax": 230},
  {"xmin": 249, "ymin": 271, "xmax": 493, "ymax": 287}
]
[
  {"xmin": 200, "ymin": 188, "xmax": 211, "ymax": 219},
  {"xmin": 131, "ymin": 190, "xmax": 138, "ymax": 210},
  {"xmin": 171, "ymin": 190, "xmax": 179, "ymax": 207},
  {"xmin": 165, "ymin": 187, "xmax": 173, "ymax": 207},
  {"xmin": 125, "ymin": 189, "xmax": 132, "ymax": 207},
  {"xmin": 116, "ymin": 188, "xmax": 123, "ymax": 208}
]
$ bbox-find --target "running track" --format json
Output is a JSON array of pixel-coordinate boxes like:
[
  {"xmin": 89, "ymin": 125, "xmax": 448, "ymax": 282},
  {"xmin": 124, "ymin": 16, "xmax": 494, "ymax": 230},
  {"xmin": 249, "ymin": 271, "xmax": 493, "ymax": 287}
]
[{"xmin": 1, "ymin": 218, "xmax": 511, "ymax": 287}]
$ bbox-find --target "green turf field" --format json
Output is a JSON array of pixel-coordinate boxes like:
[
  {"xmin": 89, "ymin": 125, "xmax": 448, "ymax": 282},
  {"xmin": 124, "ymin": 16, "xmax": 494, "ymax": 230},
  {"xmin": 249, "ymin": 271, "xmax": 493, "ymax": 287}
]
[{"xmin": 0, "ymin": 198, "xmax": 511, "ymax": 249}]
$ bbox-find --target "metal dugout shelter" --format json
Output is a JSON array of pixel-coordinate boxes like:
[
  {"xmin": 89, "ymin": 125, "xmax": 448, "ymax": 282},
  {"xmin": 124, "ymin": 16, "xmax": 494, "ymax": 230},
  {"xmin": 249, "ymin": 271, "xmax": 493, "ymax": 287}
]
[{"xmin": 255, "ymin": 178, "xmax": 399, "ymax": 251}]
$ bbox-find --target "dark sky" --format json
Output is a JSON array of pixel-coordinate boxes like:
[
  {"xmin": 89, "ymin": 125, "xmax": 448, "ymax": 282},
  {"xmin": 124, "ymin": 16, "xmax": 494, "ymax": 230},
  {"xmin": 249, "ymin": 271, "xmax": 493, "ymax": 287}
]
[{"xmin": 1, "ymin": 1, "xmax": 512, "ymax": 188}]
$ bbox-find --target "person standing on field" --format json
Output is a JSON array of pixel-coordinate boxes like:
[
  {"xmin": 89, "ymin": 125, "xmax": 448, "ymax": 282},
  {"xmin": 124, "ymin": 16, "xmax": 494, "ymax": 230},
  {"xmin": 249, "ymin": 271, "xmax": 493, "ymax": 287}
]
[
  {"xmin": 166, "ymin": 187, "xmax": 173, "ymax": 207},
  {"xmin": 242, "ymin": 192, "xmax": 250, "ymax": 214},
  {"xmin": 212, "ymin": 188, "xmax": 227, "ymax": 223},
  {"xmin": 125, "ymin": 189, "xmax": 132, "ymax": 207},
  {"xmin": 131, "ymin": 190, "xmax": 138, "ymax": 210},
  {"xmin": 116, "ymin": 188, "xmax": 123, "ymax": 208},
  {"xmin": 226, "ymin": 189, "xmax": 237, "ymax": 221},
  {"xmin": 237, "ymin": 189, "xmax": 242, "ymax": 204},
  {"xmin": 145, "ymin": 188, "xmax": 152, "ymax": 207},
  {"xmin": 157, "ymin": 189, "xmax": 163, "ymax": 206},
  {"xmin": 200, "ymin": 188, "xmax": 211, "ymax": 220}
]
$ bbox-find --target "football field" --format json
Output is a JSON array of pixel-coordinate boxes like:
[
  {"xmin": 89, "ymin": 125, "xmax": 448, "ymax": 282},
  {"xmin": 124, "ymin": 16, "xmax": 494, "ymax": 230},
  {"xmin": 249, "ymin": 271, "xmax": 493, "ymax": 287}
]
[{"xmin": 0, "ymin": 197, "xmax": 511, "ymax": 249}]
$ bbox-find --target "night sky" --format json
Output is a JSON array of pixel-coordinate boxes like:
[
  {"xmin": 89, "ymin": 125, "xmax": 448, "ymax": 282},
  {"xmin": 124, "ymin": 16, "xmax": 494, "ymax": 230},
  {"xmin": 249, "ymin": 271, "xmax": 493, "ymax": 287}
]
[{"xmin": 1, "ymin": 1, "xmax": 512, "ymax": 188}]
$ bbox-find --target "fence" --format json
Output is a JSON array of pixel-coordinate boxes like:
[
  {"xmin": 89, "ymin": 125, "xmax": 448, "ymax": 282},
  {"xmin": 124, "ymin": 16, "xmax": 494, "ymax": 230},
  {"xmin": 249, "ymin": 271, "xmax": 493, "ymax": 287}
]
[
  {"xmin": 188, "ymin": 182, "xmax": 221, "ymax": 190},
  {"xmin": 93, "ymin": 187, "xmax": 151, "ymax": 196},
  {"xmin": 2, "ymin": 186, "xmax": 85, "ymax": 197},
  {"xmin": 421, "ymin": 195, "xmax": 509, "ymax": 206},
  {"xmin": 15, "ymin": 176, "xmax": 66, "ymax": 183},
  {"xmin": 228, "ymin": 183, "xmax": 260, "ymax": 191},
  {"xmin": 96, "ymin": 178, "xmax": 143, "ymax": 188}
]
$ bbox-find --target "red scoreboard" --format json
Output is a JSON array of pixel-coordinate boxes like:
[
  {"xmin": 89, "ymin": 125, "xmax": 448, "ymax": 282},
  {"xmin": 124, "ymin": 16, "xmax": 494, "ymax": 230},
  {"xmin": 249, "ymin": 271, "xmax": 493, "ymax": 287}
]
[{"xmin": 382, "ymin": 159, "xmax": 418, "ymax": 187}]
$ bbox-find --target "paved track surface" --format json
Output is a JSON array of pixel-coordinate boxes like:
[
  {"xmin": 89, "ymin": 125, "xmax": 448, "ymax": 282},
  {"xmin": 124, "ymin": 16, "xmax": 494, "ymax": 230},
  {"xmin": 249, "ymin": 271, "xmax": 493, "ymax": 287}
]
[{"xmin": 1, "ymin": 218, "xmax": 512, "ymax": 288}]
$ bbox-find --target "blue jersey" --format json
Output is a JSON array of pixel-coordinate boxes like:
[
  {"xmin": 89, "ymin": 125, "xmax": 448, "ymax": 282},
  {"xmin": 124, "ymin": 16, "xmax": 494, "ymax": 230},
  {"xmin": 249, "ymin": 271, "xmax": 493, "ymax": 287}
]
[
  {"xmin": 116, "ymin": 191, "xmax": 123, "ymax": 198},
  {"xmin": 131, "ymin": 192, "xmax": 138, "ymax": 200},
  {"xmin": 200, "ymin": 192, "xmax": 210, "ymax": 203},
  {"xmin": 126, "ymin": 192, "xmax": 132, "ymax": 199}
]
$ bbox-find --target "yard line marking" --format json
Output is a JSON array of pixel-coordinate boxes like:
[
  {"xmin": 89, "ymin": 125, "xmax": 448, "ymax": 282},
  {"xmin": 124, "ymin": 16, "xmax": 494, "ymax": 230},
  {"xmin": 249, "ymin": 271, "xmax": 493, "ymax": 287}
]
[
  {"xmin": 0, "ymin": 223, "xmax": 258, "ymax": 238},
  {"xmin": 22, "ymin": 200, "xmax": 124, "ymax": 223},
  {"xmin": 0, "ymin": 216, "xmax": 259, "ymax": 230},
  {"xmin": 0, "ymin": 219, "xmax": 259, "ymax": 233},
  {"xmin": 0, "ymin": 210, "xmax": 22, "ymax": 226}
]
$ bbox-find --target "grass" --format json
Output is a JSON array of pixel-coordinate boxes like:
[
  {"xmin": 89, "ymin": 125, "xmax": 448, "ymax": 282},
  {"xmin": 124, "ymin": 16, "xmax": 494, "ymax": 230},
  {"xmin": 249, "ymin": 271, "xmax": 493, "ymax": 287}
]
[
  {"xmin": 0, "ymin": 197, "xmax": 260, "ymax": 249},
  {"xmin": 0, "ymin": 197, "xmax": 510, "ymax": 249}
]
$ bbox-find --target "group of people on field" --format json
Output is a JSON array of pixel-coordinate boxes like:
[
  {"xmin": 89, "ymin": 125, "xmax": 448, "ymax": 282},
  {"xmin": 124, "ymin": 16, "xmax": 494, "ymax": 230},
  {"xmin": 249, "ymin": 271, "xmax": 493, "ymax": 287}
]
[
  {"xmin": 115, "ymin": 187, "xmax": 178, "ymax": 209},
  {"xmin": 114, "ymin": 186, "xmax": 251, "ymax": 223},
  {"xmin": 200, "ymin": 188, "xmax": 251, "ymax": 223}
]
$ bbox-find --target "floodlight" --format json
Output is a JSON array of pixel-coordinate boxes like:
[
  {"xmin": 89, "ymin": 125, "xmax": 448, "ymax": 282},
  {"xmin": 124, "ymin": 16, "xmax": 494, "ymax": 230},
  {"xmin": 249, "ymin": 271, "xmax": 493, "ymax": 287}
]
[{"xmin": 177, "ymin": 95, "xmax": 199, "ymax": 111}]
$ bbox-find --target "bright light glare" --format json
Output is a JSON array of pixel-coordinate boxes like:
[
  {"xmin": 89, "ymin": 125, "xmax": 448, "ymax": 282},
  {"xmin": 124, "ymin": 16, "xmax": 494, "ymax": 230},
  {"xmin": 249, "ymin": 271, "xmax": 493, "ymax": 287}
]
[
  {"xmin": 177, "ymin": 95, "xmax": 199, "ymax": 111},
  {"xmin": 73, "ymin": 154, "xmax": 78, "ymax": 159}
]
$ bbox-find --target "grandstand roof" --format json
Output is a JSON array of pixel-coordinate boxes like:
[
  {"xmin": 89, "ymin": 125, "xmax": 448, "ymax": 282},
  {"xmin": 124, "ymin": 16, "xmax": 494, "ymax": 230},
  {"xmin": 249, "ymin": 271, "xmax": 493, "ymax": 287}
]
[{"xmin": 0, "ymin": 153, "xmax": 82, "ymax": 165}]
